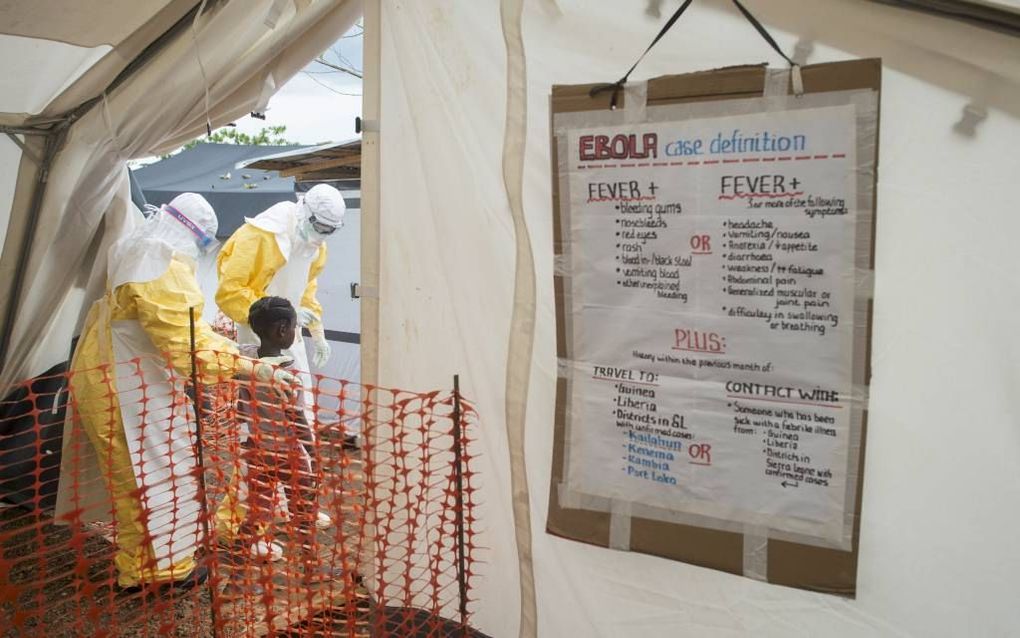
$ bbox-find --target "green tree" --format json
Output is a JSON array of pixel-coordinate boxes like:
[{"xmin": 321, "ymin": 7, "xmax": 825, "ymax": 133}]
[
  {"xmin": 161, "ymin": 125, "xmax": 295, "ymax": 159},
  {"xmin": 185, "ymin": 124, "xmax": 294, "ymax": 148}
]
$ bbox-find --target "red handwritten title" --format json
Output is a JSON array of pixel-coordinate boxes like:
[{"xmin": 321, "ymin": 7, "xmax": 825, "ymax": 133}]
[{"xmin": 579, "ymin": 133, "xmax": 658, "ymax": 161}]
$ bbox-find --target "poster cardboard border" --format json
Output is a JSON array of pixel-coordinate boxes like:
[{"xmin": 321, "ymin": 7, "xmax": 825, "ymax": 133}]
[{"xmin": 546, "ymin": 59, "xmax": 881, "ymax": 596}]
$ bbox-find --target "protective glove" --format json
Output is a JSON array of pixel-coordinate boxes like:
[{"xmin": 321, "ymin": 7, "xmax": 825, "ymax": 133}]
[
  {"xmin": 259, "ymin": 355, "xmax": 295, "ymax": 370},
  {"xmin": 310, "ymin": 324, "xmax": 331, "ymax": 368},
  {"xmin": 297, "ymin": 306, "xmax": 321, "ymax": 328},
  {"xmin": 237, "ymin": 357, "xmax": 299, "ymax": 396},
  {"xmin": 258, "ymin": 361, "xmax": 297, "ymax": 386}
]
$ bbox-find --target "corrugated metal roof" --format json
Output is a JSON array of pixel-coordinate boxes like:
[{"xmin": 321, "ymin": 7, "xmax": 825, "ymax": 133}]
[
  {"xmin": 243, "ymin": 138, "xmax": 361, "ymax": 181},
  {"xmin": 133, "ymin": 142, "xmax": 362, "ymax": 237},
  {"xmin": 134, "ymin": 143, "xmax": 308, "ymax": 238}
]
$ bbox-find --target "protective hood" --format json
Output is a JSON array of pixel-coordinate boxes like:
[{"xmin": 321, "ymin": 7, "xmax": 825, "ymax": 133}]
[
  {"xmin": 299, "ymin": 183, "xmax": 346, "ymax": 229},
  {"xmin": 245, "ymin": 200, "xmax": 300, "ymax": 261},
  {"xmin": 108, "ymin": 193, "xmax": 218, "ymax": 289}
]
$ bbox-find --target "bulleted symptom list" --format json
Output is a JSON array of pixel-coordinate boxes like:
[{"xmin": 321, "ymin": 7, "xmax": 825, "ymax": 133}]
[{"xmin": 555, "ymin": 94, "xmax": 875, "ymax": 549}]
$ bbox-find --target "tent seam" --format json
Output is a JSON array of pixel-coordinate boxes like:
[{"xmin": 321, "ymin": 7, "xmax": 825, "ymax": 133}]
[{"xmin": 499, "ymin": 0, "xmax": 539, "ymax": 637}]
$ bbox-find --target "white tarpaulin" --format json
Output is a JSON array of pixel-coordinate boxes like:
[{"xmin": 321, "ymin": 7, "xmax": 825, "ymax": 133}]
[{"xmin": 369, "ymin": 1, "xmax": 1020, "ymax": 636}]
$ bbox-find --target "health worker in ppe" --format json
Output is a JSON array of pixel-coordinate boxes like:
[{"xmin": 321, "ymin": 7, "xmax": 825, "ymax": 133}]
[
  {"xmin": 57, "ymin": 193, "xmax": 295, "ymax": 591},
  {"xmin": 216, "ymin": 184, "xmax": 344, "ymax": 391},
  {"xmin": 214, "ymin": 184, "xmax": 345, "ymax": 541}
]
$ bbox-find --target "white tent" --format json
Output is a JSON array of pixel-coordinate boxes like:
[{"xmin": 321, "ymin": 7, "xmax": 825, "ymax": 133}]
[
  {"xmin": 362, "ymin": 1, "xmax": 1020, "ymax": 636},
  {"xmin": 2, "ymin": 0, "xmax": 1020, "ymax": 636}
]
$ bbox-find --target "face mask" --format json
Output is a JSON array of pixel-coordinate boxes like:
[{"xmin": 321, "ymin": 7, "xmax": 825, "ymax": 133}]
[{"xmin": 298, "ymin": 218, "xmax": 327, "ymax": 247}]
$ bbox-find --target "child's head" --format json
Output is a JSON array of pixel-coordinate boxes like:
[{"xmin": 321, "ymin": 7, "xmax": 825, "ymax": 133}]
[{"xmin": 248, "ymin": 296, "xmax": 296, "ymax": 351}]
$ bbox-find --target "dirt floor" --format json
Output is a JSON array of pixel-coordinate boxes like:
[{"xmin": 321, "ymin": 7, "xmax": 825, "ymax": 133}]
[
  {"xmin": 0, "ymin": 443, "xmax": 479, "ymax": 638},
  {"xmin": 1, "ymin": 504, "xmax": 216, "ymax": 637}
]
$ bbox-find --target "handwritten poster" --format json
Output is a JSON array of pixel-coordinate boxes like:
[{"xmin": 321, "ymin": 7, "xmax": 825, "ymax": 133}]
[{"xmin": 555, "ymin": 91, "xmax": 875, "ymax": 551}]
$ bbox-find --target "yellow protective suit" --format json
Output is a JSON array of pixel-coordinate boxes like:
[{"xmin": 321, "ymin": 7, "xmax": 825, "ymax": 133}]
[
  {"xmin": 69, "ymin": 255, "xmax": 238, "ymax": 587},
  {"xmin": 215, "ymin": 224, "xmax": 326, "ymax": 327},
  {"xmin": 213, "ymin": 223, "xmax": 326, "ymax": 538}
]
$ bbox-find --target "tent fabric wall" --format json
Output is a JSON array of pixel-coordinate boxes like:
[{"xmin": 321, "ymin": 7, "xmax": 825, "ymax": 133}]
[
  {"xmin": 0, "ymin": 137, "xmax": 22, "ymax": 247},
  {"xmin": 373, "ymin": 1, "xmax": 1020, "ymax": 636},
  {"xmin": 0, "ymin": 0, "xmax": 363, "ymax": 392}
]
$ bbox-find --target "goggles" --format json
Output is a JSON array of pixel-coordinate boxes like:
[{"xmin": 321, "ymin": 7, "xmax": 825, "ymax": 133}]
[
  {"xmin": 309, "ymin": 214, "xmax": 341, "ymax": 236},
  {"xmin": 164, "ymin": 204, "xmax": 219, "ymax": 253}
]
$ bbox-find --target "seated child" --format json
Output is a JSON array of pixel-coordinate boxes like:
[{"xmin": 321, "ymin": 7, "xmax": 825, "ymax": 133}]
[{"xmin": 236, "ymin": 296, "xmax": 332, "ymax": 581}]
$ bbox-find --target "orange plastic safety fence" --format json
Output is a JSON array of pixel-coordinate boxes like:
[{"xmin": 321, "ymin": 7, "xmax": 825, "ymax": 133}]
[{"xmin": 0, "ymin": 349, "xmax": 481, "ymax": 637}]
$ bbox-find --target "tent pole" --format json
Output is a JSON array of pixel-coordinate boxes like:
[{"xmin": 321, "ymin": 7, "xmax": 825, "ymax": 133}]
[
  {"xmin": 0, "ymin": 125, "xmax": 66, "ymax": 374},
  {"xmin": 189, "ymin": 307, "xmax": 221, "ymax": 637},
  {"xmin": 4, "ymin": 132, "xmax": 45, "ymax": 168},
  {"xmin": 0, "ymin": 126, "xmax": 53, "ymax": 137},
  {"xmin": 451, "ymin": 374, "xmax": 469, "ymax": 632},
  {"xmin": 360, "ymin": 0, "xmax": 382, "ymax": 392}
]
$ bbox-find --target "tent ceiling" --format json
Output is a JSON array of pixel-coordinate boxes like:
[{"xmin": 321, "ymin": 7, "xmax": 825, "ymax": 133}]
[
  {"xmin": 0, "ymin": 36, "xmax": 110, "ymax": 115},
  {"xmin": 874, "ymin": 0, "xmax": 1020, "ymax": 35},
  {"xmin": 742, "ymin": 0, "xmax": 1020, "ymax": 120},
  {"xmin": 0, "ymin": 0, "xmax": 200, "ymax": 124},
  {"xmin": 963, "ymin": 0, "xmax": 1020, "ymax": 11},
  {"xmin": 0, "ymin": 0, "xmax": 180, "ymax": 47}
]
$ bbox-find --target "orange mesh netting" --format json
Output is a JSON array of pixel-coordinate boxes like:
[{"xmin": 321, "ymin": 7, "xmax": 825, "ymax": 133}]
[{"xmin": 0, "ymin": 348, "xmax": 481, "ymax": 637}]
